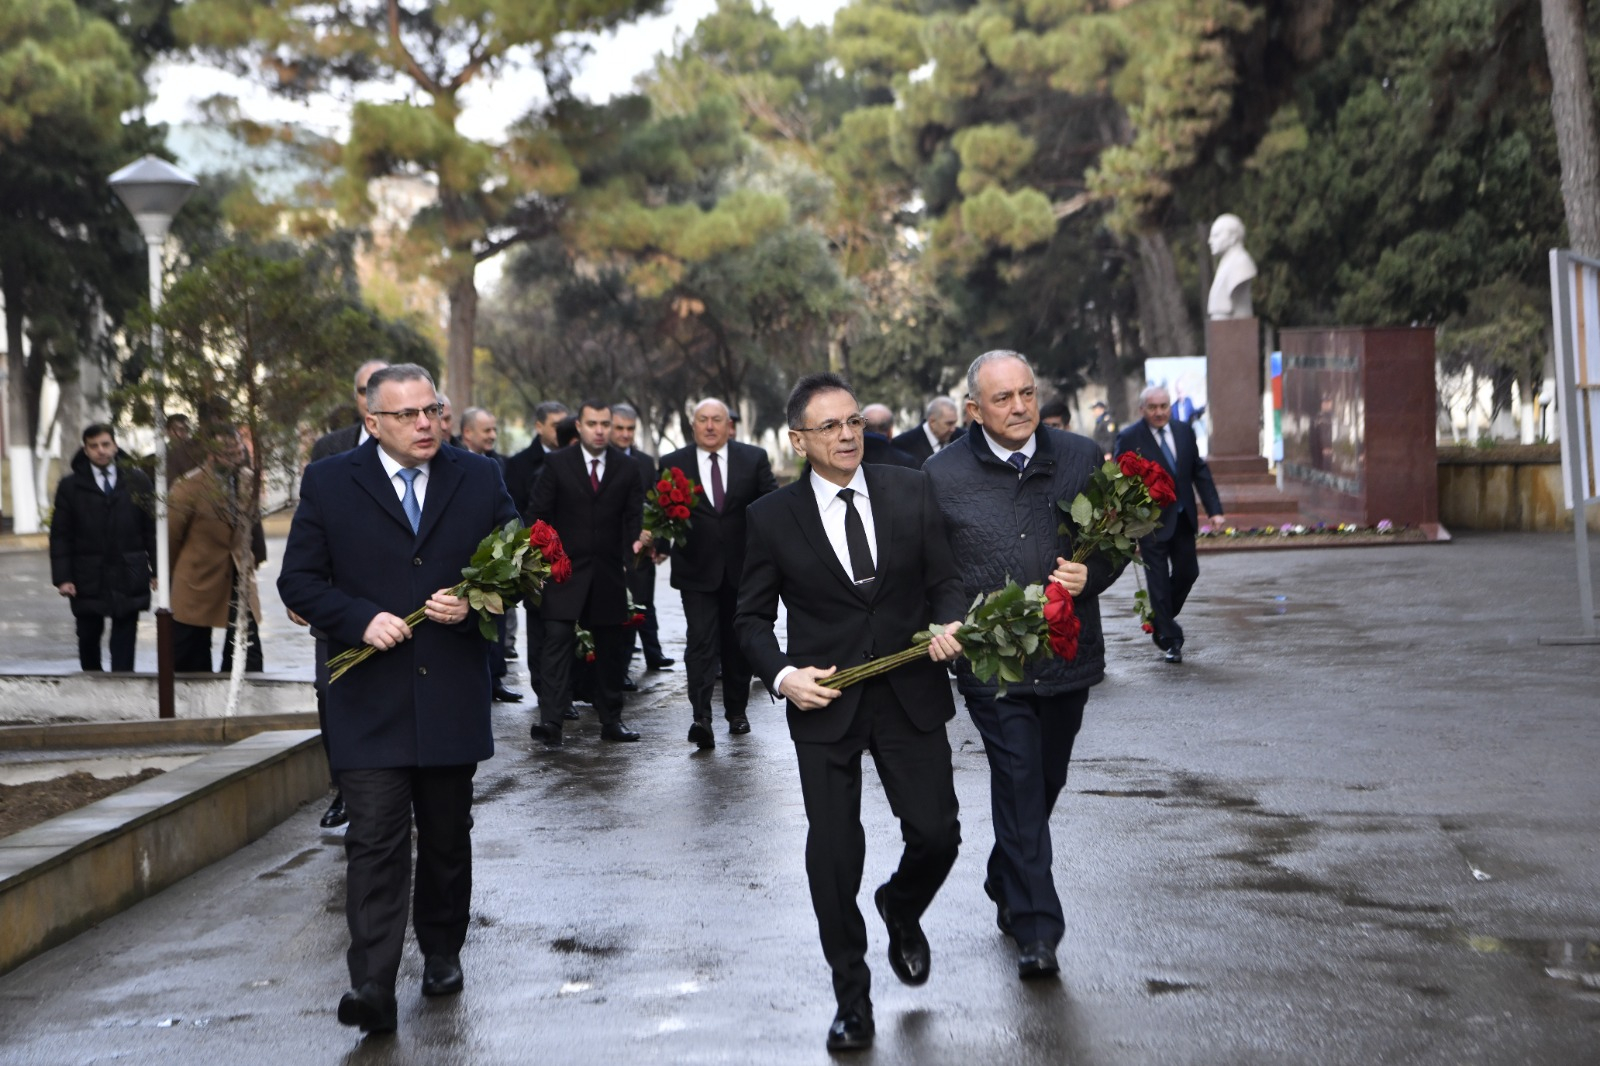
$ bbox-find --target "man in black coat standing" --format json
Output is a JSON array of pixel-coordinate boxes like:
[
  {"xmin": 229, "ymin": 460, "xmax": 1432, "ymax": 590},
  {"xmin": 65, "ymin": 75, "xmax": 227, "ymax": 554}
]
[
  {"xmin": 527, "ymin": 400, "xmax": 646, "ymax": 747},
  {"xmin": 49, "ymin": 424, "xmax": 156, "ymax": 672},
  {"xmin": 925, "ymin": 350, "xmax": 1126, "ymax": 981},
  {"xmin": 278, "ymin": 364, "xmax": 518, "ymax": 1034},
  {"xmin": 890, "ymin": 396, "xmax": 961, "ymax": 465},
  {"xmin": 1114, "ymin": 385, "xmax": 1225, "ymax": 664},
  {"xmin": 310, "ymin": 360, "xmax": 388, "ymax": 462},
  {"xmin": 736, "ymin": 373, "xmax": 966, "ymax": 1053},
  {"xmin": 658, "ymin": 398, "xmax": 778, "ymax": 749},
  {"xmin": 609, "ymin": 404, "xmax": 673, "ymax": 679}
]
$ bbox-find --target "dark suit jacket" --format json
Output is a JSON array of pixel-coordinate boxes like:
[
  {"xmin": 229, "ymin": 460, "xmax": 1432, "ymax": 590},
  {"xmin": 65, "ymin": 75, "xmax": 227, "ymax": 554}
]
[
  {"xmin": 277, "ymin": 439, "xmax": 518, "ymax": 771},
  {"xmin": 735, "ymin": 465, "xmax": 968, "ymax": 745},
  {"xmin": 528, "ymin": 445, "xmax": 643, "ymax": 625},
  {"xmin": 309, "ymin": 424, "xmax": 362, "ymax": 463},
  {"xmin": 1113, "ymin": 418, "xmax": 1224, "ymax": 542},
  {"xmin": 505, "ymin": 442, "xmax": 553, "ymax": 519},
  {"xmin": 657, "ymin": 440, "xmax": 778, "ymax": 593},
  {"xmin": 891, "ymin": 424, "xmax": 937, "ymax": 465},
  {"xmin": 625, "ymin": 448, "xmax": 659, "ymax": 606},
  {"xmin": 865, "ymin": 433, "xmax": 921, "ymax": 469}
]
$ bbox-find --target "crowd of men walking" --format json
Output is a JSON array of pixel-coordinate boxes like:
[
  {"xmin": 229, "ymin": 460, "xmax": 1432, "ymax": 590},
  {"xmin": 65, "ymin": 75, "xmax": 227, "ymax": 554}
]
[{"xmin": 44, "ymin": 352, "xmax": 1223, "ymax": 1055}]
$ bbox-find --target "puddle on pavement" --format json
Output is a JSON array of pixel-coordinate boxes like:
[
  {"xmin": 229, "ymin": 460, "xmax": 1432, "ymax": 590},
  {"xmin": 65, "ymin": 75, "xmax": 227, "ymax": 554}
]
[
  {"xmin": 257, "ymin": 847, "xmax": 321, "ymax": 880},
  {"xmin": 550, "ymin": 935, "xmax": 621, "ymax": 958},
  {"xmin": 1145, "ymin": 979, "xmax": 1195, "ymax": 995},
  {"xmin": 1465, "ymin": 936, "xmax": 1600, "ymax": 990}
]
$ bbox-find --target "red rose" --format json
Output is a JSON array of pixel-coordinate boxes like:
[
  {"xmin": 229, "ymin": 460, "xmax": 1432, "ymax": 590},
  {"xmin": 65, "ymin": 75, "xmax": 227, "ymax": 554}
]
[
  {"xmin": 584, "ymin": 652, "xmax": 597, "ymax": 662},
  {"xmin": 669, "ymin": 505, "xmax": 690, "ymax": 520},
  {"xmin": 669, "ymin": 488, "xmax": 687, "ymax": 504},
  {"xmin": 1141, "ymin": 622, "xmax": 1154, "ymax": 633},
  {"xmin": 550, "ymin": 555, "xmax": 572, "ymax": 583},
  {"xmin": 657, "ymin": 478, "xmax": 672, "ymax": 492},
  {"xmin": 528, "ymin": 520, "xmax": 558, "ymax": 550},
  {"xmin": 624, "ymin": 611, "xmax": 646, "ymax": 629},
  {"xmin": 1117, "ymin": 451, "xmax": 1145, "ymax": 479},
  {"xmin": 671, "ymin": 468, "xmax": 689, "ymax": 486},
  {"xmin": 1043, "ymin": 582, "xmax": 1081, "ymax": 661},
  {"xmin": 1143, "ymin": 466, "xmax": 1177, "ymax": 508}
]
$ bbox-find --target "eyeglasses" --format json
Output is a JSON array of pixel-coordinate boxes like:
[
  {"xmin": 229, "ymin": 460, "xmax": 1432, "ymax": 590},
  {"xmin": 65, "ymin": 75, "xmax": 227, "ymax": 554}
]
[
  {"xmin": 370, "ymin": 404, "xmax": 446, "ymax": 424},
  {"xmin": 792, "ymin": 414, "xmax": 867, "ymax": 437}
]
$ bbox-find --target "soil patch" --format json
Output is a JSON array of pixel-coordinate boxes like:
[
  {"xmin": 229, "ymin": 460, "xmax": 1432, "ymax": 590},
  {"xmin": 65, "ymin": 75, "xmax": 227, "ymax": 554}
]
[{"xmin": 0, "ymin": 769, "xmax": 166, "ymax": 839}]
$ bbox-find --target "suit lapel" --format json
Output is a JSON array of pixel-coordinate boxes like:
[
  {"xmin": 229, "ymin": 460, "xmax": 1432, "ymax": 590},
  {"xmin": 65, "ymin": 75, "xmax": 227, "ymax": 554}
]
[
  {"xmin": 352, "ymin": 442, "xmax": 416, "ymax": 537},
  {"xmin": 863, "ymin": 467, "xmax": 893, "ymax": 605},
  {"xmin": 415, "ymin": 447, "xmax": 464, "ymax": 545},
  {"xmin": 786, "ymin": 480, "xmax": 863, "ymax": 600}
]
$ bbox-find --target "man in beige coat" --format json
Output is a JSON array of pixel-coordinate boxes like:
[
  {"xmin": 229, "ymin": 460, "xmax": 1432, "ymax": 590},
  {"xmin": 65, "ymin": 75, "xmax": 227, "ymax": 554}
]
[{"xmin": 169, "ymin": 426, "xmax": 267, "ymax": 672}]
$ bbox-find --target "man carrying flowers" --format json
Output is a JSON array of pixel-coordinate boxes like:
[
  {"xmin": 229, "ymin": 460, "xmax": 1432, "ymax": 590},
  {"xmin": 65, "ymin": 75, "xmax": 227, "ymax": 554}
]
[
  {"xmin": 735, "ymin": 373, "xmax": 967, "ymax": 1053},
  {"xmin": 924, "ymin": 350, "xmax": 1127, "ymax": 982}
]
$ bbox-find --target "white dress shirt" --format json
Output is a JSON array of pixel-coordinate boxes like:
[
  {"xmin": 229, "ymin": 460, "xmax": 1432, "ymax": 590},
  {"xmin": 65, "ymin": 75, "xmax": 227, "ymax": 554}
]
[
  {"xmin": 377, "ymin": 447, "xmax": 430, "ymax": 509},
  {"xmin": 980, "ymin": 427, "xmax": 1037, "ymax": 471},
  {"xmin": 773, "ymin": 467, "xmax": 878, "ymax": 696},
  {"xmin": 696, "ymin": 445, "xmax": 727, "ymax": 499},
  {"xmin": 923, "ymin": 421, "xmax": 945, "ymax": 454},
  {"xmin": 581, "ymin": 446, "xmax": 607, "ymax": 483},
  {"xmin": 94, "ymin": 463, "xmax": 117, "ymax": 493}
]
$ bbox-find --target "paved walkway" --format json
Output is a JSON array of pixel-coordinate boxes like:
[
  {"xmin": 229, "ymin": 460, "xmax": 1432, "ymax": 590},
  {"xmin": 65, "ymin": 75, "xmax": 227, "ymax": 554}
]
[{"xmin": 1, "ymin": 533, "xmax": 1597, "ymax": 1064}]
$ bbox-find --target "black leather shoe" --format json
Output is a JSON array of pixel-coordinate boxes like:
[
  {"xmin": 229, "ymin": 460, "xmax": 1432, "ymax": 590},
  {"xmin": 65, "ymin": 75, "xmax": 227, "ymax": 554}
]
[
  {"xmin": 492, "ymin": 682, "xmax": 524, "ymax": 703},
  {"xmin": 1017, "ymin": 940, "xmax": 1060, "ymax": 980},
  {"xmin": 337, "ymin": 982, "xmax": 397, "ymax": 1033},
  {"xmin": 562, "ymin": 706, "xmax": 581, "ymax": 720},
  {"xmin": 421, "ymin": 954, "xmax": 464, "ymax": 996},
  {"xmin": 874, "ymin": 884, "xmax": 931, "ymax": 985},
  {"xmin": 622, "ymin": 676, "xmax": 639, "ymax": 692},
  {"xmin": 826, "ymin": 1002, "xmax": 874, "ymax": 1052},
  {"xmin": 600, "ymin": 721, "xmax": 640, "ymax": 742},
  {"xmin": 530, "ymin": 721, "xmax": 562, "ymax": 748},
  {"xmin": 1164, "ymin": 643, "xmax": 1183, "ymax": 664},
  {"xmin": 687, "ymin": 718, "xmax": 715, "ymax": 750},
  {"xmin": 983, "ymin": 877, "xmax": 1014, "ymax": 938},
  {"xmin": 727, "ymin": 716, "xmax": 751, "ymax": 735},
  {"xmin": 319, "ymin": 791, "xmax": 348, "ymax": 829},
  {"xmin": 646, "ymin": 658, "xmax": 675, "ymax": 671}
]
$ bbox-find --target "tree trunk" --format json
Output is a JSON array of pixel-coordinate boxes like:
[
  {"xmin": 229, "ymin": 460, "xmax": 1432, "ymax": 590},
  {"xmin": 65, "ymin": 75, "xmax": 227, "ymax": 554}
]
[
  {"xmin": 1541, "ymin": 0, "xmax": 1600, "ymax": 257},
  {"xmin": 1129, "ymin": 230, "xmax": 1198, "ymax": 359},
  {"xmin": 446, "ymin": 271, "xmax": 478, "ymax": 408}
]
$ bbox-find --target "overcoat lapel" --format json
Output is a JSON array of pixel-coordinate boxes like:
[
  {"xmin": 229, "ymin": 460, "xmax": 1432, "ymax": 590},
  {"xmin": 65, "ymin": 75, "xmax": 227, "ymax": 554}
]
[{"xmin": 415, "ymin": 448, "xmax": 465, "ymax": 545}]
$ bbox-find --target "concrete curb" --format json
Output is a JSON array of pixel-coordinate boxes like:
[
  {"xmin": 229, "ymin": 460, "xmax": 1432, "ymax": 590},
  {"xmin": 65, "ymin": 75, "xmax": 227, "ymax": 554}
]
[
  {"xmin": 0, "ymin": 729, "xmax": 328, "ymax": 977},
  {"xmin": 0, "ymin": 674, "xmax": 314, "ymax": 725},
  {"xmin": 0, "ymin": 713, "xmax": 319, "ymax": 751}
]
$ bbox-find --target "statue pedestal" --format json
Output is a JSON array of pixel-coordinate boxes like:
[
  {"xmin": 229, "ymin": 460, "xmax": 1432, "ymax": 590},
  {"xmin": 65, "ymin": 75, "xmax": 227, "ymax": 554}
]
[{"xmin": 1205, "ymin": 317, "xmax": 1300, "ymax": 528}]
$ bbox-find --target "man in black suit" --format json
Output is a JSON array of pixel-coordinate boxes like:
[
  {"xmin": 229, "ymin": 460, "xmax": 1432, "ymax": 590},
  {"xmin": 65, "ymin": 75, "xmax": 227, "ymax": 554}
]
[
  {"xmin": 890, "ymin": 396, "xmax": 961, "ymax": 466},
  {"xmin": 460, "ymin": 406, "xmax": 522, "ymax": 703},
  {"xmin": 1114, "ymin": 384, "xmax": 1225, "ymax": 664},
  {"xmin": 309, "ymin": 360, "xmax": 388, "ymax": 462},
  {"xmin": 658, "ymin": 398, "xmax": 778, "ymax": 749},
  {"xmin": 527, "ymin": 400, "xmax": 646, "ymax": 747},
  {"xmin": 736, "ymin": 372, "xmax": 966, "ymax": 1053},
  {"xmin": 861, "ymin": 403, "xmax": 921, "ymax": 468},
  {"xmin": 504, "ymin": 400, "xmax": 569, "ymax": 708},
  {"xmin": 278, "ymin": 364, "xmax": 518, "ymax": 1034},
  {"xmin": 609, "ymin": 404, "xmax": 673, "ymax": 680}
]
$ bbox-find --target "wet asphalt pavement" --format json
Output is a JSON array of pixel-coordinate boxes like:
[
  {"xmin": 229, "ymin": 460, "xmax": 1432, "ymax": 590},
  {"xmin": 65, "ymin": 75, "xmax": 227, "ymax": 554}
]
[{"xmin": 0, "ymin": 532, "xmax": 1597, "ymax": 1065}]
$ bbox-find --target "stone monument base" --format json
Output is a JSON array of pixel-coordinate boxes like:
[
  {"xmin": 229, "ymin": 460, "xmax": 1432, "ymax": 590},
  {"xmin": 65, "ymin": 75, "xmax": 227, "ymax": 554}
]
[{"xmin": 1205, "ymin": 317, "xmax": 1301, "ymax": 529}]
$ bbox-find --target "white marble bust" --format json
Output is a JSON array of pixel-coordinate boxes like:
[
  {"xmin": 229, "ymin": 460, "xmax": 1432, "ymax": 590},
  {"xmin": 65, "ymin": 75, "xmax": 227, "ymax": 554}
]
[{"xmin": 1207, "ymin": 213, "xmax": 1257, "ymax": 320}]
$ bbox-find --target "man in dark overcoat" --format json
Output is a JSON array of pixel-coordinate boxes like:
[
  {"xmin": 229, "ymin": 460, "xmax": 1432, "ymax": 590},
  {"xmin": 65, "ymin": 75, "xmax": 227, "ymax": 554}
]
[
  {"xmin": 527, "ymin": 400, "xmax": 645, "ymax": 747},
  {"xmin": 735, "ymin": 372, "xmax": 967, "ymax": 1053},
  {"xmin": 49, "ymin": 423, "xmax": 156, "ymax": 672},
  {"xmin": 278, "ymin": 364, "xmax": 517, "ymax": 1034},
  {"xmin": 658, "ymin": 398, "xmax": 778, "ymax": 748},
  {"xmin": 609, "ymin": 403, "xmax": 673, "ymax": 679}
]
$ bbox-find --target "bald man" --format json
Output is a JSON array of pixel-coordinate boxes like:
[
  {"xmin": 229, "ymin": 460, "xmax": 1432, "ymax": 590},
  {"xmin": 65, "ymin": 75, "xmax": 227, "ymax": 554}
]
[{"xmin": 657, "ymin": 399, "xmax": 779, "ymax": 748}]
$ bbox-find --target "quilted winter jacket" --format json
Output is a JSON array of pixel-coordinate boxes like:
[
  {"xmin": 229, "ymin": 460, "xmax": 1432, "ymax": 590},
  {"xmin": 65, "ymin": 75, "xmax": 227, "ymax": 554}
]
[{"xmin": 923, "ymin": 424, "xmax": 1125, "ymax": 698}]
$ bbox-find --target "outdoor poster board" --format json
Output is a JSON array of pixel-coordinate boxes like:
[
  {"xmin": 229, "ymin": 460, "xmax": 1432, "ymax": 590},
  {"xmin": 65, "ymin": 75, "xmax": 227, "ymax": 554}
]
[
  {"xmin": 1143, "ymin": 356, "xmax": 1209, "ymax": 456},
  {"xmin": 1550, "ymin": 250, "xmax": 1600, "ymax": 509}
]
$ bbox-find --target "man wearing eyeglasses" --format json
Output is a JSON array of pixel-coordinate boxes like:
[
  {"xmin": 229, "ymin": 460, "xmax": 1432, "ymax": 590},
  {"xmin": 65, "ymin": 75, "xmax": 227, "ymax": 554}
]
[
  {"xmin": 279, "ymin": 363, "xmax": 518, "ymax": 1035},
  {"xmin": 735, "ymin": 372, "xmax": 966, "ymax": 1053},
  {"xmin": 658, "ymin": 398, "xmax": 778, "ymax": 749}
]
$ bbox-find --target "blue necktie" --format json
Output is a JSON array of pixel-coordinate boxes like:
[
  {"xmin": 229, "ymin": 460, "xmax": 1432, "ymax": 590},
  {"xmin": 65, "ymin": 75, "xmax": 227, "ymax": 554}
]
[
  {"xmin": 1157, "ymin": 428, "xmax": 1177, "ymax": 468},
  {"xmin": 398, "ymin": 467, "xmax": 422, "ymax": 533},
  {"xmin": 1008, "ymin": 452, "xmax": 1027, "ymax": 474}
]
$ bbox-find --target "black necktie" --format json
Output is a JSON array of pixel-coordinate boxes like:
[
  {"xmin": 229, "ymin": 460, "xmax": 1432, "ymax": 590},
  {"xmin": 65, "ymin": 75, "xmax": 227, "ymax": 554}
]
[
  {"xmin": 100, "ymin": 470, "xmax": 113, "ymax": 495},
  {"xmin": 837, "ymin": 488, "xmax": 875, "ymax": 583}
]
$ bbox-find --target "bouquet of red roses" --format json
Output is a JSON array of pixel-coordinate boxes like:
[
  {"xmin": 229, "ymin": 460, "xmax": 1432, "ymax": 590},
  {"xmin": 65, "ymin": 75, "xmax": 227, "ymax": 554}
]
[
  {"xmin": 1058, "ymin": 452, "xmax": 1175, "ymax": 567},
  {"xmin": 820, "ymin": 580, "xmax": 1079, "ymax": 696},
  {"xmin": 641, "ymin": 466, "xmax": 702, "ymax": 560},
  {"xmin": 328, "ymin": 520, "xmax": 570, "ymax": 682}
]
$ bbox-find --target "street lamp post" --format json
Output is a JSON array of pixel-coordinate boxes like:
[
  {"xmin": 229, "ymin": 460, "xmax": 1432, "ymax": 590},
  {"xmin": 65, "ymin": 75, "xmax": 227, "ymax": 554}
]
[{"xmin": 110, "ymin": 156, "xmax": 197, "ymax": 720}]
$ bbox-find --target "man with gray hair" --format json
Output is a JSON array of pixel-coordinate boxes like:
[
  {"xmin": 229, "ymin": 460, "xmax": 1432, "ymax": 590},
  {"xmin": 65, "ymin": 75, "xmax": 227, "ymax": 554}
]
[
  {"xmin": 1114, "ymin": 385, "xmax": 1225, "ymax": 664},
  {"xmin": 924, "ymin": 349, "xmax": 1126, "ymax": 981},
  {"xmin": 891, "ymin": 396, "xmax": 962, "ymax": 465},
  {"xmin": 310, "ymin": 360, "xmax": 389, "ymax": 462},
  {"xmin": 658, "ymin": 398, "xmax": 778, "ymax": 748}
]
